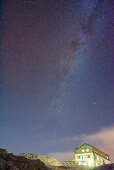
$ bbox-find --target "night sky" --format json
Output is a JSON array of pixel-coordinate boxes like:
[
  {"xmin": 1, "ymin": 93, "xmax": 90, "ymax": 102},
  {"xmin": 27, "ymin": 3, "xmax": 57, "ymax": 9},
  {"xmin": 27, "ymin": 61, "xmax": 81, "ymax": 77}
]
[{"xmin": 0, "ymin": 0, "xmax": 114, "ymax": 162}]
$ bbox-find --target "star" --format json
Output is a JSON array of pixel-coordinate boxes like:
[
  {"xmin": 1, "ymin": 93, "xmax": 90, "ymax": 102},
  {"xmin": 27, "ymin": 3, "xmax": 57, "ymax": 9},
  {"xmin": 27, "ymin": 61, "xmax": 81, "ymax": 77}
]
[{"xmin": 92, "ymin": 101, "xmax": 97, "ymax": 105}]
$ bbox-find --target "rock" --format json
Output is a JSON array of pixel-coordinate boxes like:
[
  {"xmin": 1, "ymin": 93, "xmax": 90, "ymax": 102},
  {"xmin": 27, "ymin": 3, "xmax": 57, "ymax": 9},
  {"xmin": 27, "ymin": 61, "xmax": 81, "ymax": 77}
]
[
  {"xmin": 0, "ymin": 148, "xmax": 7, "ymax": 156},
  {"xmin": 93, "ymin": 163, "xmax": 114, "ymax": 170},
  {"xmin": 0, "ymin": 148, "xmax": 50, "ymax": 170},
  {"xmin": 17, "ymin": 153, "xmax": 62, "ymax": 167}
]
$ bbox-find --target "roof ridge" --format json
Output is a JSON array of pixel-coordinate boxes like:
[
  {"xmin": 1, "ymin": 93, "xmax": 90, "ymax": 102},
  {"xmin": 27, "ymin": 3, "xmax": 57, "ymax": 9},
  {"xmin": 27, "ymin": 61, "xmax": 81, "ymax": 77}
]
[{"xmin": 74, "ymin": 143, "xmax": 109, "ymax": 156}]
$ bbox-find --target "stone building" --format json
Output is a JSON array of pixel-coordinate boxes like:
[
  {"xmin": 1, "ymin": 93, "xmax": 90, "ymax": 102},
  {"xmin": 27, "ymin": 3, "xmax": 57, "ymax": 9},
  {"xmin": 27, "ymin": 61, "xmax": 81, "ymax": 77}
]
[{"xmin": 64, "ymin": 143, "xmax": 110, "ymax": 167}]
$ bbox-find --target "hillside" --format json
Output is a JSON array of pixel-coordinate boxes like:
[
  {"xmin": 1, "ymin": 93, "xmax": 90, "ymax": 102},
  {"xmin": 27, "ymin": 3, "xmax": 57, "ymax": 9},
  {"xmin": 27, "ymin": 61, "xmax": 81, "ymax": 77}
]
[
  {"xmin": 0, "ymin": 148, "xmax": 49, "ymax": 170},
  {"xmin": 17, "ymin": 152, "xmax": 62, "ymax": 166}
]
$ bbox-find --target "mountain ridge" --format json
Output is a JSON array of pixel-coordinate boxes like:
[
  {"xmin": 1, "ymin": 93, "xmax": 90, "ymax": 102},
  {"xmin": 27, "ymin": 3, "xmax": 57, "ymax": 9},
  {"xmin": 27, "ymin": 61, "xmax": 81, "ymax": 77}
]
[{"xmin": 17, "ymin": 152, "xmax": 62, "ymax": 166}]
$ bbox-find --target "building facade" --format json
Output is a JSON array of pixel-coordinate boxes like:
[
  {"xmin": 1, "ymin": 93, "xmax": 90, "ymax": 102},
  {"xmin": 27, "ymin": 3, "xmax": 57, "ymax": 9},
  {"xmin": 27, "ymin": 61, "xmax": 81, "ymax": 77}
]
[{"xmin": 73, "ymin": 143, "xmax": 110, "ymax": 167}]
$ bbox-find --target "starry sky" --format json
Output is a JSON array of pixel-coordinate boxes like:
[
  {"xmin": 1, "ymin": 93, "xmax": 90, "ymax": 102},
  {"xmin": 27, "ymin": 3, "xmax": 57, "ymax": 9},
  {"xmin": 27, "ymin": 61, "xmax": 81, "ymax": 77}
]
[{"xmin": 0, "ymin": 0, "xmax": 114, "ymax": 162}]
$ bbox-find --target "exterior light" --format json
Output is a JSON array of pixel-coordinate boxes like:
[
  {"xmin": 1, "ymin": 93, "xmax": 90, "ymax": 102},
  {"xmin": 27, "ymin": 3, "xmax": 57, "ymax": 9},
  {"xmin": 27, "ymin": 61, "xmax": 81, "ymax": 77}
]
[
  {"xmin": 88, "ymin": 161, "xmax": 93, "ymax": 166},
  {"xmin": 96, "ymin": 163, "xmax": 98, "ymax": 166}
]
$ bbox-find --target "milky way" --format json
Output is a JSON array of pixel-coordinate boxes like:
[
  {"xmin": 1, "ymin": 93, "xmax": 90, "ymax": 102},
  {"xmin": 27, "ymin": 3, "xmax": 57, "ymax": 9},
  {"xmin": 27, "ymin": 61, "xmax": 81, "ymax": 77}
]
[{"xmin": 0, "ymin": 0, "xmax": 114, "ymax": 157}]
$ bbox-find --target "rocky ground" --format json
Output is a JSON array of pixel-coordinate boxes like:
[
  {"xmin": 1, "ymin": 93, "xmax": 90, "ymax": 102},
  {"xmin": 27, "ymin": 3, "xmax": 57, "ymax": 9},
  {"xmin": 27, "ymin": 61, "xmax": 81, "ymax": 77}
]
[
  {"xmin": 52, "ymin": 164, "xmax": 114, "ymax": 170},
  {"xmin": 17, "ymin": 152, "xmax": 62, "ymax": 166},
  {"xmin": 50, "ymin": 166, "xmax": 89, "ymax": 170},
  {"xmin": 0, "ymin": 148, "xmax": 49, "ymax": 170},
  {"xmin": 93, "ymin": 163, "xmax": 114, "ymax": 170}
]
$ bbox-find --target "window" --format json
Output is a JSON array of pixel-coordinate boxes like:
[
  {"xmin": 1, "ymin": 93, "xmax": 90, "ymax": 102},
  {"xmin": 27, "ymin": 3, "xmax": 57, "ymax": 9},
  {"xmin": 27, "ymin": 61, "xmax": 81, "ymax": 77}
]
[
  {"xmin": 84, "ymin": 155, "xmax": 87, "ymax": 158},
  {"xmin": 96, "ymin": 156, "xmax": 99, "ymax": 160},
  {"xmin": 86, "ymin": 149, "xmax": 90, "ymax": 152},
  {"xmin": 84, "ymin": 155, "xmax": 91, "ymax": 158},
  {"xmin": 81, "ymin": 149, "xmax": 85, "ymax": 152},
  {"xmin": 77, "ymin": 155, "xmax": 81, "ymax": 159}
]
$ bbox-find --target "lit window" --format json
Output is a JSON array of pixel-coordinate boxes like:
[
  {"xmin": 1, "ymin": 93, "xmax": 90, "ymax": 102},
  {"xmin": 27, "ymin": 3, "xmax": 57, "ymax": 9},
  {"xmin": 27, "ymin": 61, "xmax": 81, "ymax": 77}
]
[
  {"xmin": 96, "ymin": 156, "xmax": 99, "ymax": 160},
  {"xmin": 81, "ymin": 149, "xmax": 85, "ymax": 152},
  {"xmin": 86, "ymin": 149, "xmax": 90, "ymax": 152},
  {"xmin": 84, "ymin": 155, "xmax": 87, "ymax": 158},
  {"xmin": 77, "ymin": 155, "xmax": 81, "ymax": 159},
  {"xmin": 84, "ymin": 155, "xmax": 91, "ymax": 158}
]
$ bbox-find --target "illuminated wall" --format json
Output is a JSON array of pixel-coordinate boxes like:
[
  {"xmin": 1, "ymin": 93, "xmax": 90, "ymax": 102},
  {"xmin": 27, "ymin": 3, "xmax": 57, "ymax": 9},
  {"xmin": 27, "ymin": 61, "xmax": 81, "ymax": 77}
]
[
  {"xmin": 73, "ymin": 143, "xmax": 110, "ymax": 167},
  {"xmin": 94, "ymin": 153, "xmax": 110, "ymax": 166}
]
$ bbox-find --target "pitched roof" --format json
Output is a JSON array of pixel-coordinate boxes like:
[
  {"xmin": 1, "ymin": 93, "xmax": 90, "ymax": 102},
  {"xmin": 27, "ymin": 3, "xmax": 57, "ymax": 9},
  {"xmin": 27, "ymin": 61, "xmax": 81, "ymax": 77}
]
[
  {"xmin": 74, "ymin": 143, "xmax": 109, "ymax": 156},
  {"xmin": 74, "ymin": 143, "xmax": 91, "ymax": 152}
]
